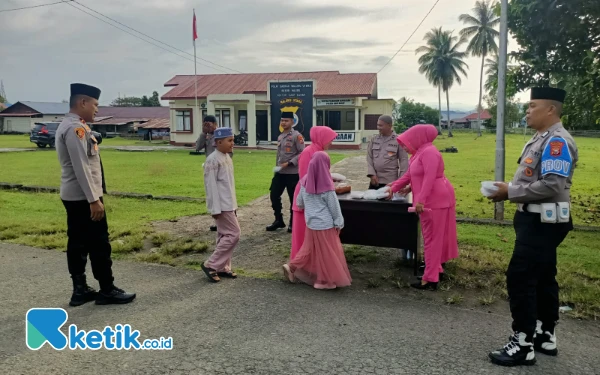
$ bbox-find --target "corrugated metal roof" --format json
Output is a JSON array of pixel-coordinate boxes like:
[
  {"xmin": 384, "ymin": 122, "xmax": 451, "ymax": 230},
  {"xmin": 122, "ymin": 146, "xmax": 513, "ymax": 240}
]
[
  {"xmin": 91, "ymin": 117, "xmax": 146, "ymax": 125},
  {"xmin": 139, "ymin": 118, "xmax": 170, "ymax": 129},
  {"xmin": 161, "ymin": 71, "xmax": 377, "ymax": 100},
  {"xmin": 20, "ymin": 101, "xmax": 69, "ymax": 114}
]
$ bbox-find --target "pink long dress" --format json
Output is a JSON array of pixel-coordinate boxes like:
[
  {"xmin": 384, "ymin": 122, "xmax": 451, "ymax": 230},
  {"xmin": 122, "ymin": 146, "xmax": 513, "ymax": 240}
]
[
  {"xmin": 290, "ymin": 126, "xmax": 338, "ymax": 260},
  {"xmin": 390, "ymin": 125, "xmax": 459, "ymax": 283}
]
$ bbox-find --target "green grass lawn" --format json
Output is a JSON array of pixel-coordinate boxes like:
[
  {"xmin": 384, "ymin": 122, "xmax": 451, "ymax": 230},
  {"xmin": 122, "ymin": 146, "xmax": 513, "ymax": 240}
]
[
  {"xmin": 0, "ymin": 134, "xmax": 166, "ymax": 149},
  {"xmin": 432, "ymin": 132, "xmax": 600, "ymax": 226},
  {"xmin": 0, "ymin": 149, "xmax": 346, "ymax": 203}
]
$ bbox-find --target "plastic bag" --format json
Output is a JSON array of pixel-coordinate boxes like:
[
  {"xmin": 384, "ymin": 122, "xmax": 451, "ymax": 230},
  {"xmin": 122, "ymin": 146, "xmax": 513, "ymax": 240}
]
[
  {"xmin": 392, "ymin": 192, "xmax": 407, "ymax": 202},
  {"xmin": 331, "ymin": 173, "xmax": 347, "ymax": 182},
  {"xmin": 363, "ymin": 186, "xmax": 390, "ymax": 200},
  {"xmin": 350, "ymin": 191, "xmax": 365, "ymax": 199},
  {"xmin": 480, "ymin": 181, "xmax": 499, "ymax": 197},
  {"xmin": 273, "ymin": 166, "xmax": 282, "ymax": 173}
]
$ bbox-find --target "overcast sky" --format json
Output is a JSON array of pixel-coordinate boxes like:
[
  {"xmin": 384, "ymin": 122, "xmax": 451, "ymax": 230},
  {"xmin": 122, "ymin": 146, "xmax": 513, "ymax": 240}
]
[{"xmin": 0, "ymin": 0, "xmax": 530, "ymax": 110}]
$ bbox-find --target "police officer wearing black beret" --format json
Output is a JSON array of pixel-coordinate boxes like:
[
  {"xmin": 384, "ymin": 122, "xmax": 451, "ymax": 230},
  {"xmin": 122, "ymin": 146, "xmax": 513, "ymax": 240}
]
[
  {"xmin": 56, "ymin": 83, "xmax": 136, "ymax": 306},
  {"xmin": 487, "ymin": 87, "xmax": 578, "ymax": 366}
]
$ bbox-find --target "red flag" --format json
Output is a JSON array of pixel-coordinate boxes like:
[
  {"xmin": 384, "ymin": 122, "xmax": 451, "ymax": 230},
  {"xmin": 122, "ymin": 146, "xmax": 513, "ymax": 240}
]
[{"xmin": 192, "ymin": 10, "xmax": 198, "ymax": 41}]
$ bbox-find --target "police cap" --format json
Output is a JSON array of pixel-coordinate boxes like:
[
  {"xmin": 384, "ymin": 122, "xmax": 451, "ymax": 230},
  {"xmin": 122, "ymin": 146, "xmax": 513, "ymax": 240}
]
[{"xmin": 70, "ymin": 83, "xmax": 101, "ymax": 100}]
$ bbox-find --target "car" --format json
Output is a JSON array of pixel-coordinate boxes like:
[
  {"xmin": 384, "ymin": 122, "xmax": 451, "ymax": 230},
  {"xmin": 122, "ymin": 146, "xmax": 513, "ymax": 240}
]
[{"xmin": 30, "ymin": 122, "xmax": 59, "ymax": 148}]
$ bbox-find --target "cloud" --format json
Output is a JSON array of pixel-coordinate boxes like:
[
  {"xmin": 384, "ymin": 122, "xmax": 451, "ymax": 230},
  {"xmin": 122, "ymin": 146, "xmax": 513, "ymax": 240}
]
[{"xmin": 0, "ymin": 0, "xmax": 530, "ymax": 108}]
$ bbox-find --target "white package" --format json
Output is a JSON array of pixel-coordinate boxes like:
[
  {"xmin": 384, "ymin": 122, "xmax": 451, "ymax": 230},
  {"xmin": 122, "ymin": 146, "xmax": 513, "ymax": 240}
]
[
  {"xmin": 350, "ymin": 191, "xmax": 365, "ymax": 199},
  {"xmin": 331, "ymin": 173, "xmax": 347, "ymax": 182},
  {"xmin": 273, "ymin": 166, "xmax": 282, "ymax": 173},
  {"xmin": 480, "ymin": 181, "xmax": 499, "ymax": 197}
]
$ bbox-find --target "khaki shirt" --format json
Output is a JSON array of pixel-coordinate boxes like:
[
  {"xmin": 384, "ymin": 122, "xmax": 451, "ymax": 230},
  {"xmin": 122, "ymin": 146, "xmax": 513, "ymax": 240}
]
[
  {"xmin": 276, "ymin": 129, "xmax": 305, "ymax": 174},
  {"xmin": 55, "ymin": 113, "xmax": 103, "ymax": 203},
  {"xmin": 196, "ymin": 132, "xmax": 216, "ymax": 156},
  {"xmin": 508, "ymin": 123, "xmax": 578, "ymax": 204},
  {"xmin": 366, "ymin": 132, "xmax": 409, "ymax": 185}
]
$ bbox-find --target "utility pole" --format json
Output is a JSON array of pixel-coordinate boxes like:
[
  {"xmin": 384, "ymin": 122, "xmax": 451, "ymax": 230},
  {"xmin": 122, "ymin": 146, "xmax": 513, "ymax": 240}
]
[{"xmin": 494, "ymin": 0, "xmax": 509, "ymax": 221}]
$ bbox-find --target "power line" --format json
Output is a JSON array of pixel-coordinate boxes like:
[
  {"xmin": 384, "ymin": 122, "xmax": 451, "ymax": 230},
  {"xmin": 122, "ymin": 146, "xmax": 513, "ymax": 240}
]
[
  {"xmin": 377, "ymin": 0, "xmax": 442, "ymax": 74},
  {"xmin": 0, "ymin": 0, "xmax": 73, "ymax": 13},
  {"xmin": 71, "ymin": 1, "xmax": 242, "ymax": 74},
  {"xmin": 64, "ymin": 1, "xmax": 235, "ymax": 74}
]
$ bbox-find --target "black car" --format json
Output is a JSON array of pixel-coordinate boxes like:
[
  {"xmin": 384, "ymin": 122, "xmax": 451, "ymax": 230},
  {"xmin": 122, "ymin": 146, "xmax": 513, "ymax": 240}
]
[{"xmin": 30, "ymin": 122, "xmax": 59, "ymax": 148}]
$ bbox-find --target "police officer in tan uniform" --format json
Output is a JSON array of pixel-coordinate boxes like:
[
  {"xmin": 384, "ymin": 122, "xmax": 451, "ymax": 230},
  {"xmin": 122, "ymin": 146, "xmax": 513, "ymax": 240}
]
[
  {"xmin": 267, "ymin": 111, "xmax": 305, "ymax": 232},
  {"xmin": 487, "ymin": 87, "xmax": 577, "ymax": 367},
  {"xmin": 56, "ymin": 83, "xmax": 136, "ymax": 307},
  {"xmin": 366, "ymin": 115, "xmax": 409, "ymax": 189}
]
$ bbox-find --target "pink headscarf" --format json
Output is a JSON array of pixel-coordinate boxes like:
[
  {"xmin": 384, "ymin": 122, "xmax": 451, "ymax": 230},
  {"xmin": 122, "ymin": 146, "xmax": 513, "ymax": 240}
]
[
  {"xmin": 298, "ymin": 126, "xmax": 338, "ymax": 178},
  {"xmin": 396, "ymin": 124, "xmax": 438, "ymax": 156},
  {"xmin": 300, "ymin": 151, "xmax": 335, "ymax": 194}
]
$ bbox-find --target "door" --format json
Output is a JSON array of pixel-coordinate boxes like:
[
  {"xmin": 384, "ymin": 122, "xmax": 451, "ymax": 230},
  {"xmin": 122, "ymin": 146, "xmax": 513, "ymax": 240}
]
[
  {"xmin": 327, "ymin": 111, "xmax": 342, "ymax": 130},
  {"xmin": 256, "ymin": 110, "xmax": 268, "ymax": 141}
]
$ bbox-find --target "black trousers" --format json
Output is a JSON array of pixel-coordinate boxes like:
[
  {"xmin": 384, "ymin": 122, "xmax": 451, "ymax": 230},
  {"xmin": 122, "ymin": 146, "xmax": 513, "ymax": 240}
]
[
  {"xmin": 269, "ymin": 173, "xmax": 299, "ymax": 220},
  {"xmin": 368, "ymin": 183, "xmax": 388, "ymax": 190},
  {"xmin": 62, "ymin": 198, "xmax": 114, "ymax": 291},
  {"xmin": 507, "ymin": 210, "xmax": 572, "ymax": 338}
]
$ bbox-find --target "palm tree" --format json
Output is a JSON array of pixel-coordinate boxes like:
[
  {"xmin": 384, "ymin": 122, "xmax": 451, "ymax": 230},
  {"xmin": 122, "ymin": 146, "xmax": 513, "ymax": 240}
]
[
  {"xmin": 416, "ymin": 27, "xmax": 469, "ymax": 137},
  {"xmin": 484, "ymin": 54, "xmax": 499, "ymax": 94},
  {"xmin": 459, "ymin": 0, "xmax": 500, "ymax": 136}
]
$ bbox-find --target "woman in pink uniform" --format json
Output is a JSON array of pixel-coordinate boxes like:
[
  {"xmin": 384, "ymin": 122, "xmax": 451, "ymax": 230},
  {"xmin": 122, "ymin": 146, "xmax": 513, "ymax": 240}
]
[
  {"xmin": 290, "ymin": 126, "xmax": 338, "ymax": 260},
  {"xmin": 389, "ymin": 124, "xmax": 459, "ymax": 290}
]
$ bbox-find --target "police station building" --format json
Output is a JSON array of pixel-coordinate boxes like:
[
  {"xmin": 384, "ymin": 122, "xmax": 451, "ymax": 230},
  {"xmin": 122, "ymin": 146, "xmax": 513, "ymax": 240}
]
[{"xmin": 161, "ymin": 71, "xmax": 395, "ymax": 149}]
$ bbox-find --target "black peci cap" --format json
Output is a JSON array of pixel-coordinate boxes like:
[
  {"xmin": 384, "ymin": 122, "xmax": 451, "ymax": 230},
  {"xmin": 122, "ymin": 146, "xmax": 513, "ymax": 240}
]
[
  {"xmin": 530, "ymin": 87, "xmax": 566, "ymax": 103},
  {"xmin": 203, "ymin": 115, "xmax": 217, "ymax": 123},
  {"xmin": 281, "ymin": 111, "xmax": 294, "ymax": 119},
  {"xmin": 70, "ymin": 83, "xmax": 101, "ymax": 100}
]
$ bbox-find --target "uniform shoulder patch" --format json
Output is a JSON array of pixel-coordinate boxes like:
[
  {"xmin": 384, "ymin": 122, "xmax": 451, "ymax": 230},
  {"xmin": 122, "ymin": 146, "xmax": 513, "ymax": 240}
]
[
  {"xmin": 74, "ymin": 127, "xmax": 86, "ymax": 140},
  {"xmin": 541, "ymin": 136, "xmax": 572, "ymax": 177},
  {"xmin": 297, "ymin": 134, "xmax": 304, "ymax": 144}
]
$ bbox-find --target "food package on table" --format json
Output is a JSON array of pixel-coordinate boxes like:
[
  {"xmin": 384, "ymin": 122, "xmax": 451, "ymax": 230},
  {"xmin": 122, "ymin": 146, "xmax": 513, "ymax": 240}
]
[
  {"xmin": 331, "ymin": 173, "xmax": 347, "ymax": 182},
  {"xmin": 350, "ymin": 191, "xmax": 365, "ymax": 199},
  {"xmin": 363, "ymin": 186, "xmax": 390, "ymax": 200},
  {"xmin": 335, "ymin": 182, "xmax": 351, "ymax": 195},
  {"xmin": 392, "ymin": 192, "xmax": 408, "ymax": 202}
]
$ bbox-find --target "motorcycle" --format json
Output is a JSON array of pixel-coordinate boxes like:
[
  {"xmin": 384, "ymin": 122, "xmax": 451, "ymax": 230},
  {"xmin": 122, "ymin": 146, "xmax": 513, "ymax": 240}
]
[{"xmin": 234, "ymin": 130, "xmax": 261, "ymax": 146}]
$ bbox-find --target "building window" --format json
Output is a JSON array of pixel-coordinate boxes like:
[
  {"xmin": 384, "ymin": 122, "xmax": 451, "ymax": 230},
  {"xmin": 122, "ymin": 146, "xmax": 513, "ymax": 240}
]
[
  {"xmin": 365, "ymin": 114, "xmax": 380, "ymax": 130},
  {"xmin": 201, "ymin": 109, "xmax": 231, "ymax": 128},
  {"xmin": 175, "ymin": 110, "xmax": 192, "ymax": 132}
]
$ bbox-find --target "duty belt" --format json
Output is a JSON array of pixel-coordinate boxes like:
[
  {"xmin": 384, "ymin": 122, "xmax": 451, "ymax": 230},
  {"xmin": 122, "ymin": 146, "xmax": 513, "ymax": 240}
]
[{"xmin": 517, "ymin": 203, "xmax": 570, "ymax": 213}]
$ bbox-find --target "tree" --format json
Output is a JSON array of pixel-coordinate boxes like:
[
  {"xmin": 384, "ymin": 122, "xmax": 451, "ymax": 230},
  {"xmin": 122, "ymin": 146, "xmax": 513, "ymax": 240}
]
[
  {"xmin": 149, "ymin": 91, "xmax": 161, "ymax": 106},
  {"xmin": 395, "ymin": 97, "xmax": 441, "ymax": 128},
  {"xmin": 485, "ymin": 93, "xmax": 525, "ymax": 130},
  {"xmin": 459, "ymin": 0, "xmax": 500, "ymax": 137},
  {"xmin": 0, "ymin": 94, "xmax": 5, "ymax": 103},
  {"xmin": 484, "ymin": 53, "xmax": 518, "ymax": 98},
  {"xmin": 507, "ymin": 0, "xmax": 600, "ymax": 129},
  {"xmin": 416, "ymin": 27, "xmax": 469, "ymax": 137},
  {"xmin": 110, "ymin": 91, "xmax": 162, "ymax": 107}
]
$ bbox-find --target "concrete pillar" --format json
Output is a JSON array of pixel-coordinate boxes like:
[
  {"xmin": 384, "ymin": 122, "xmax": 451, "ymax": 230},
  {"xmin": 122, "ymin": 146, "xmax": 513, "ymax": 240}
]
[{"xmin": 247, "ymin": 97, "xmax": 257, "ymax": 147}]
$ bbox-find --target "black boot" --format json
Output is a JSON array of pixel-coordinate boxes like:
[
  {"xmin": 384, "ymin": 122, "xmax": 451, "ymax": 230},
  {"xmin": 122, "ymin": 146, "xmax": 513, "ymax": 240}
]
[
  {"xmin": 266, "ymin": 215, "xmax": 286, "ymax": 231},
  {"xmin": 410, "ymin": 281, "xmax": 438, "ymax": 291},
  {"xmin": 489, "ymin": 332, "xmax": 536, "ymax": 367},
  {"xmin": 534, "ymin": 321, "xmax": 558, "ymax": 356},
  {"xmin": 95, "ymin": 285, "xmax": 136, "ymax": 305},
  {"xmin": 69, "ymin": 274, "xmax": 98, "ymax": 307}
]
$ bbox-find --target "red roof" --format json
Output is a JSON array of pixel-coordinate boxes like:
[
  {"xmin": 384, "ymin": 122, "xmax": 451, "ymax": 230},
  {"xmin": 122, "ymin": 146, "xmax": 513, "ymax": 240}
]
[
  {"xmin": 464, "ymin": 110, "xmax": 492, "ymax": 120},
  {"xmin": 161, "ymin": 71, "xmax": 378, "ymax": 100},
  {"xmin": 96, "ymin": 106, "xmax": 169, "ymax": 119}
]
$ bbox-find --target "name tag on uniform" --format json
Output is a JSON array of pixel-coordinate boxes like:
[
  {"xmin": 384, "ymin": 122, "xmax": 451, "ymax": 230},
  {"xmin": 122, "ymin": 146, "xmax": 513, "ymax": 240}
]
[{"xmin": 541, "ymin": 137, "xmax": 572, "ymax": 177}]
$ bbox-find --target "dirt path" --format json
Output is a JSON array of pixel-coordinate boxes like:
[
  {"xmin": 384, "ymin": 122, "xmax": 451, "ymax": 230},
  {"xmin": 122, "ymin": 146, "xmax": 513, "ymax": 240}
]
[{"xmin": 151, "ymin": 155, "xmax": 443, "ymax": 299}]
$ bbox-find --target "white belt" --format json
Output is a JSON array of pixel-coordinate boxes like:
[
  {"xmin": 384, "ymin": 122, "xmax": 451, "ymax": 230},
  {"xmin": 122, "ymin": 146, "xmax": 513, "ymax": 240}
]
[{"xmin": 517, "ymin": 202, "xmax": 570, "ymax": 213}]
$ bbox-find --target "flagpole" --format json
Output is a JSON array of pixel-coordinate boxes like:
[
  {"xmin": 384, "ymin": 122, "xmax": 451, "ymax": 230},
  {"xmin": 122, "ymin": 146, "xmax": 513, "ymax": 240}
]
[{"xmin": 193, "ymin": 9, "xmax": 199, "ymax": 124}]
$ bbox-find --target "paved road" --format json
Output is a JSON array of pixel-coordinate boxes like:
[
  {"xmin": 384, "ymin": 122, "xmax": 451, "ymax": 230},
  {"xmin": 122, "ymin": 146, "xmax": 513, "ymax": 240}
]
[{"xmin": 1, "ymin": 244, "xmax": 599, "ymax": 375}]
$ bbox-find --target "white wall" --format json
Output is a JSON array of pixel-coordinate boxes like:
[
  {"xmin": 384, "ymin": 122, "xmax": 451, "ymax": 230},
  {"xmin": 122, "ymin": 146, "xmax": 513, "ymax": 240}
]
[{"xmin": 3, "ymin": 117, "xmax": 32, "ymax": 133}]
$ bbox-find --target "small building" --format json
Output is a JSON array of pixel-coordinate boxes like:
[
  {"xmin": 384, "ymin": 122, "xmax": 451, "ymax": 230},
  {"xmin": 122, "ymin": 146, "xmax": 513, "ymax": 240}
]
[
  {"xmin": 161, "ymin": 71, "xmax": 395, "ymax": 149},
  {"xmin": 137, "ymin": 118, "xmax": 171, "ymax": 140},
  {"xmin": 442, "ymin": 110, "xmax": 492, "ymax": 129},
  {"xmin": 91, "ymin": 106, "xmax": 169, "ymax": 138},
  {"xmin": 0, "ymin": 101, "xmax": 68, "ymax": 133}
]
